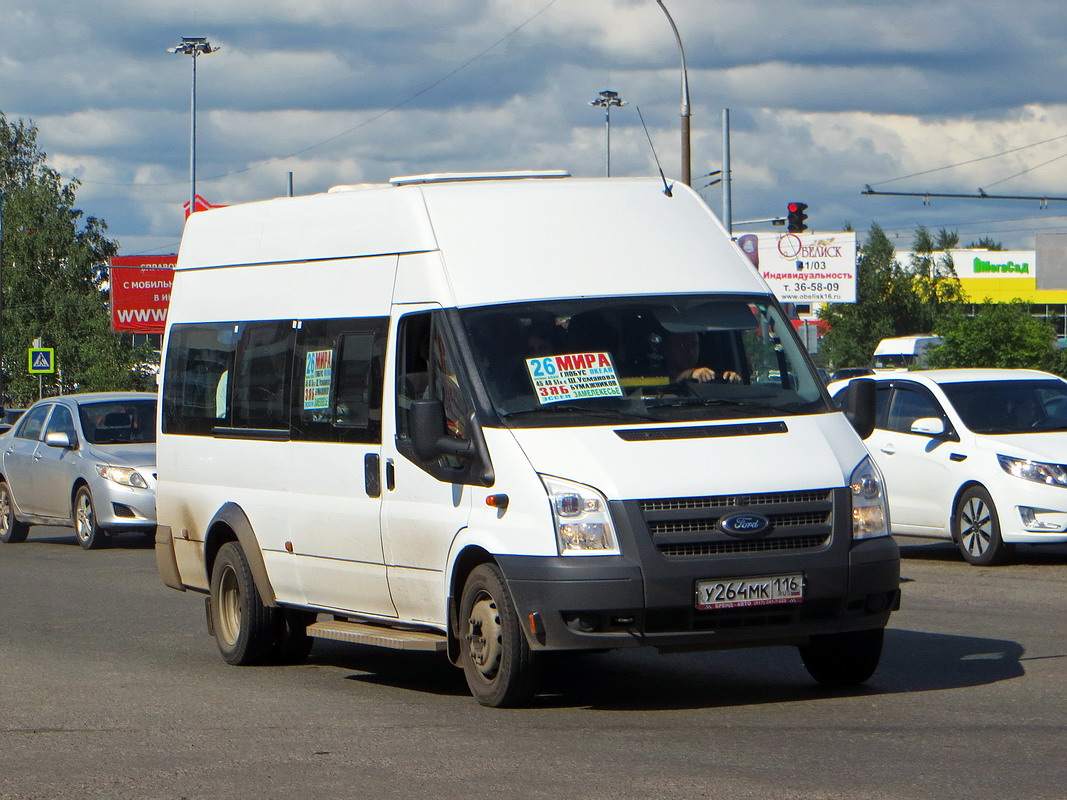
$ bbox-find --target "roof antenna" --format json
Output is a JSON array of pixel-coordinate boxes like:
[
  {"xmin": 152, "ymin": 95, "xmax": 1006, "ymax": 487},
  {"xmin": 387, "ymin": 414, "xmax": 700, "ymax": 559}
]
[{"xmin": 636, "ymin": 106, "xmax": 673, "ymax": 197}]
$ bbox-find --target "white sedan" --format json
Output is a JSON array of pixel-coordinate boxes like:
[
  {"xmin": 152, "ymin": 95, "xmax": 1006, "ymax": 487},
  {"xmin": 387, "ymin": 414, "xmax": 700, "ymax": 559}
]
[{"xmin": 829, "ymin": 369, "xmax": 1067, "ymax": 565}]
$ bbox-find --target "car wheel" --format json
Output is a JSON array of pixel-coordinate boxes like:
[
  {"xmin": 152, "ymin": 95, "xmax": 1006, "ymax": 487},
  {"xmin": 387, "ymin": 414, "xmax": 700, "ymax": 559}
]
[
  {"xmin": 458, "ymin": 563, "xmax": 538, "ymax": 707},
  {"xmin": 0, "ymin": 481, "xmax": 30, "ymax": 544},
  {"xmin": 209, "ymin": 541, "xmax": 278, "ymax": 665},
  {"xmin": 953, "ymin": 486, "xmax": 1009, "ymax": 566},
  {"xmin": 800, "ymin": 627, "xmax": 884, "ymax": 686},
  {"xmin": 73, "ymin": 486, "xmax": 108, "ymax": 550}
]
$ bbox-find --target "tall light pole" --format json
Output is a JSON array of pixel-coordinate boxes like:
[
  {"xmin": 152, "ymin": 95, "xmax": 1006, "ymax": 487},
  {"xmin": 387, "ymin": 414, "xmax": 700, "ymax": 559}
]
[
  {"xmin": 168, "ymin": 37, "xmax": 219, "ymax": 217},
  {"xmin": 655, "ymin": 1, "xmax": 691, "ymax": 186},
  {"xmin": 589, "ymin": 90, "xmax": 628, "ymax": 177}
]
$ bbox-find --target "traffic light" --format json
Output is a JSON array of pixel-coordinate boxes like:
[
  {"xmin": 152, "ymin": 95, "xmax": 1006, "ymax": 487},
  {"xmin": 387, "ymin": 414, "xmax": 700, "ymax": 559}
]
[{"xmin": 787, "ymin": 202, "xmax": 808, "ymax": 233}]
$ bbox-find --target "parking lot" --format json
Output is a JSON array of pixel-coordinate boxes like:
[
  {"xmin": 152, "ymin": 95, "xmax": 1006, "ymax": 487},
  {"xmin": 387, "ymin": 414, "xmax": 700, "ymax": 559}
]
[{"xmin": 1, "ymin": 529, "xmax": 1065, "ymax": 800}]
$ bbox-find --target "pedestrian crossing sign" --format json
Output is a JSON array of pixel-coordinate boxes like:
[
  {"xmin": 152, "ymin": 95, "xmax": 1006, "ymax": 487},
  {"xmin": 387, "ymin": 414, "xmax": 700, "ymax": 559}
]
[{"xmin": 28, "ymin": 347, "xmax": 55, "ymax": 374}]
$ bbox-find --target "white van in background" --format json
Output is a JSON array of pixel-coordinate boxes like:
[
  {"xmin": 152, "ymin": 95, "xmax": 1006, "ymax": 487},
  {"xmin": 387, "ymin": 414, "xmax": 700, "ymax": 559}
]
[
  {"xmin": 871, "ymin": 335, "xmax": 944, "ymax": 372},
  {"xmin": 154, "ymin": 172, "xmax": 899, "ymax": 706}
]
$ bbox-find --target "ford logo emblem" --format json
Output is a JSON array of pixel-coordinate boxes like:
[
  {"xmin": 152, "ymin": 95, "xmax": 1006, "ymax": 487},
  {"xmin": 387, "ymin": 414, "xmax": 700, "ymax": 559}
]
[{"xmin": 719, "ymin": 513, "xmax": 771, "ymax": 537}]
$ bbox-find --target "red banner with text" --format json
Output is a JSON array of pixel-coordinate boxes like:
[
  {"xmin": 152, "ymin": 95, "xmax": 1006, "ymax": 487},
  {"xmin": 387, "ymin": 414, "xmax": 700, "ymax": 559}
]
[{"xmin": 109, "ymin": 256, "xmax": 177, "ymax": 333}]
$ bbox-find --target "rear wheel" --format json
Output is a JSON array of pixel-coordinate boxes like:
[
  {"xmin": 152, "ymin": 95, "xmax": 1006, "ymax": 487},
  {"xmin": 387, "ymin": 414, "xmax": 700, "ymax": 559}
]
[
  {"xmin": 458, "ymin": 563, "xmax": 538, "ymax": 707},
  {"xmin": 800, "ymin": 627, "xmax": 884, "ymax": 686},
  {"xmin": 0, "ymin": 481, "xmax": 30, "ymax": 543},
  {"xmin": 209, "ymin": 541, "xmax": 277, "ymax": 665},
  {"xmin": 73, "ymin": 486, "xmax": 108, "ymax": 550},
  {"xmin": 954, "ymin": 486, "xmax": 1008, "ymax": 566}
]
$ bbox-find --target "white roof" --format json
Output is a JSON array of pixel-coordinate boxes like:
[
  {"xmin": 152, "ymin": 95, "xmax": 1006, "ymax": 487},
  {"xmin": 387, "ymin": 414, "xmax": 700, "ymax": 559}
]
[
  {"xmin": 176, "ymin": 175, "xmax": 767, "ymax": 308},
  {"xmin": 829, "ymin": 368, "xmax": 1063, "ymax": 395}
]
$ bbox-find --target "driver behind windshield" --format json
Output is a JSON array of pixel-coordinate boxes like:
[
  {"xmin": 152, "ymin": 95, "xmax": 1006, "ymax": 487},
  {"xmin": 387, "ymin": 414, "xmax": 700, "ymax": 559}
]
[{"xmin": 663, "ymin": 331, "xmax": 741, "ymax": 384}]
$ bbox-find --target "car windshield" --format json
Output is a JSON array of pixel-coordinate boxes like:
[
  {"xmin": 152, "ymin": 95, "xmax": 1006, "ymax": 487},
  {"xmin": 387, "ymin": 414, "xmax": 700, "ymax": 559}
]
[
  {"xmin": 460, "ymin": 294, "xmax": 829, "ymax": 427},
  {"xmin": 78, "ymin": 399, "xmax": 157, "ymax": 445},
  {"xmin": 941, "ymin": 379, "xmax": 1067, "ymax": 434}
]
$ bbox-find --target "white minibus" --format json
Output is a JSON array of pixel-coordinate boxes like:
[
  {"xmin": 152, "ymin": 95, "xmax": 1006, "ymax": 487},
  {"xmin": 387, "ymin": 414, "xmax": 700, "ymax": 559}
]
[{"xmin": 155, "ymin": 172, "xmax": 899, "ymax": 706}]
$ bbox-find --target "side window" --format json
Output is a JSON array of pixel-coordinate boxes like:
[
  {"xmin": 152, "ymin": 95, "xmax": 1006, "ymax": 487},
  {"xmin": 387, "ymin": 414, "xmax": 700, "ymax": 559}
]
[
  {"xmin": 232, "ymin": 321, "xmax": 294, "ymax": 430},
  {"xmin": 45, "ymin": 405, "xmax": 76, "ymax": 441},
  {"xmin": 396, "ymin": 312, "xmax": 433, "ymax": 440},
  {"xmin": 15, "ymin": 405, "xmax": 51, "ymax": 441},
  {"xmin": 291, "ymin": 317, "xmax": 387, "ymax": 444},
  {"xmin": 396, "ymin": 311, "xmax": 473, "ymax": 472},
  {"xmin": 162, "ymin": 323, "xmax": 239, "ymax": 435},
  {"xmin": 886, "ymin": 385, "xmax": 942, "ymax": 434},
  {"xmin": 875, "ymin": 384, "xmax": 892, "ymax": 429}
]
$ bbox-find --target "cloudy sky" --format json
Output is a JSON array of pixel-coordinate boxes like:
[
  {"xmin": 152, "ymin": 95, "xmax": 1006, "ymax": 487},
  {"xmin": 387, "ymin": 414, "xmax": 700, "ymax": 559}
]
[{"xmin": 4, "ymin": 0, "xmax": 1067, "ymax": 256}]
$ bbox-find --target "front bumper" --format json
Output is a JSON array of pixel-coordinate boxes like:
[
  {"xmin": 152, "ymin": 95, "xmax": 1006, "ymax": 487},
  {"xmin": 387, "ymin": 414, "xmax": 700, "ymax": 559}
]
[
  {"xmin": 93, "ymin": 481, "xmax": 156, "ymax": 531},
  {"xmin": 496, "ymin": 492, "xmax": 900, "ymax": 652}
]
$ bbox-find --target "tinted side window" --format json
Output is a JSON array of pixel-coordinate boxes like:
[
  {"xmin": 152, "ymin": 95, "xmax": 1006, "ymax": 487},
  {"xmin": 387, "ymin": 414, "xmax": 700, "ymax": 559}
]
[
  {"xmin": 232, "ymin": 321, "xmax": 294, "ymax": 430},
  {"xmin": 14, "ymin": 405, "xmax": 50, "ymax": 440},
  {"xmin": 291, "ymin": 318, "xmax": 387, "ymax": 443},
  {"xmin": 45, "ymin": 405, "xmax": 76, "ymax": 441},
  {"xmin": 886, "ymin": 385, "xmax": 942, "ymax": 434},
  {"xmin": 162, "ymin": 323, "xmax": 238, "ymax": 435}
]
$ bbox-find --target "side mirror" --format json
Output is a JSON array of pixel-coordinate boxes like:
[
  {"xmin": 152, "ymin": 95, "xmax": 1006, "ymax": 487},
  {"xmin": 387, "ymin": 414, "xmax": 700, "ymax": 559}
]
[
  {"xmin": 411, "ymin": 399, "xmax": 473, "ymax": 462},
  {"xmin": 841, "ymin": 378, "xmax": 876, "ymax": 440},
  {"xmin": 911, "ymin": 417, "xmax": 946, "ymax": 437},
  {"xmin": 44, "ymin": 431, "xmax": 74, "ymax": 449}
]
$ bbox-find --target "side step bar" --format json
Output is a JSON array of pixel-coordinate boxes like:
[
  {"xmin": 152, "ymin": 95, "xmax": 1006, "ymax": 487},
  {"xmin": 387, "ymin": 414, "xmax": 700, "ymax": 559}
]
[{"xmin": 307, "ymin": 619, "xmax": 447, "ymax": 652}]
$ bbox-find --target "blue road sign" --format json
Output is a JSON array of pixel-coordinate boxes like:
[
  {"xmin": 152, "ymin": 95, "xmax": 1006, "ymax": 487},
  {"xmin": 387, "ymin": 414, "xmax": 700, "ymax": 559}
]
[{"xmin": 29, "ymin": 347, "xmax": 55, "ymax": 374}]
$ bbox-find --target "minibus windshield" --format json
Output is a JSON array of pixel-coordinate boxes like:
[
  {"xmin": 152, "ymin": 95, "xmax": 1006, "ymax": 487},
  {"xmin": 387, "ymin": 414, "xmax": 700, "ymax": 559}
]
[{"xmin": 460, "ymin": 295, "xmax": 830, "ymax": 427}]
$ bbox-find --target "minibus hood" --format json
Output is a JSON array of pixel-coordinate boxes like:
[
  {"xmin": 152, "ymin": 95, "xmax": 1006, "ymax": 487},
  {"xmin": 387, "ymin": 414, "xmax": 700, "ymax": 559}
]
[{"xmin": 503, "ymin": 412, "xmax": 866, "ymax": 500}]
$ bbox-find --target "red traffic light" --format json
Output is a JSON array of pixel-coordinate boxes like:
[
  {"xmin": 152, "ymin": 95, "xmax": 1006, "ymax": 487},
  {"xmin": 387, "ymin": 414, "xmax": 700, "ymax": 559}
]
[{"xmin": 787, "ymin": 202, "xmax": 808, "ymax": 233}]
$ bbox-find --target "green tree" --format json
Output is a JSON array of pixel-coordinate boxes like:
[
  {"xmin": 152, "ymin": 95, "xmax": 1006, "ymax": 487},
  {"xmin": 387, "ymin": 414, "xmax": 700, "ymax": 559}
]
[
  {"xmin": 819, "ymin": 224, "xmax": 967, "ymax": 370},
  {"xmin": 927, "ymin": 300, "xmax": 1058, "ymax": 370},
  {"xmin": 967, "ymin": 236, "xmax": 1003, "ymax": 251},
  {"xmin": 1, "ymin": 113, "xmax": 152, "ymax": 406}
]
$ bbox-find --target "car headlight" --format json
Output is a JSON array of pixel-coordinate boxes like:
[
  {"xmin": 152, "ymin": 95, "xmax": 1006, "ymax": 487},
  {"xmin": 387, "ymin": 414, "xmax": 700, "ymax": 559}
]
[
  {"xmin": 850, "ymin": 456, "xmax": 890, "ymax": 540},
  {"xmin": 998, "ymin": 455, "xmax": 1067, "ymax": 487},
  {"xmin": 96, "ymin": 464, "xmax": 149, "ymax": 489},
  {"xmin": 540, "ymin": 475, "xmax": 620, "ymax": 556}
]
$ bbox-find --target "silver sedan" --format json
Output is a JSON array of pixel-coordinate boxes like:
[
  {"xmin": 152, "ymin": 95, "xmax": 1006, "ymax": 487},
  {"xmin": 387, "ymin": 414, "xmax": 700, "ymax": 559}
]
[{"xmin": 0, "ymin": 392, "xmax": 156, "ymax": 549}]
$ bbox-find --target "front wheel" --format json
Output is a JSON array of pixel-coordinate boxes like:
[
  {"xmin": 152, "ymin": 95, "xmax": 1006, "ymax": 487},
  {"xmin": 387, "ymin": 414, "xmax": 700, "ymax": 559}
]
[
  {"xmin": 0, "ymin": 481, "xmax": 30, "ymax": 543},
  {"xmin": 458, "ymin": 563, "xmax": 538, "ymax": 707},
  {"xmin": 954, "ymin": 486, "xmax": 1009, "ymax": 566},
  {"xmin": 800, "ymin": 627, "xmax": 884, "ymax": 686},
  {"xmin": 73, "ymin": 486, "xmax": 108, "ymax": 550}
]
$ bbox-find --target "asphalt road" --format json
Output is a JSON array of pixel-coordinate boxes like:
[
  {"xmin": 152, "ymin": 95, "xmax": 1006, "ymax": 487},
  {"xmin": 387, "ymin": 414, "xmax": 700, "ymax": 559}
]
[{"xmin": 1, "ymin": 528, "xmax": 1065, "ymax": 800}]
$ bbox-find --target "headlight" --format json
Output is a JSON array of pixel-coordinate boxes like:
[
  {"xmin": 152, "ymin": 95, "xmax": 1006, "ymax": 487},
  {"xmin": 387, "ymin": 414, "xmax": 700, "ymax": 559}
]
[
  {"xmin": 998, "ymin": 455, "xmax": 1067, "ymax": 487},
  {"xmin": 96, "ymin": 464, "xmax": 149, "ymax": 489},
  {"xmin": 850, "ymin": 456, "xmax": 890, "ymax": 540},
  {"xmin": 540, "ymin": 475, "xmax": 620, "ymax": 556}
]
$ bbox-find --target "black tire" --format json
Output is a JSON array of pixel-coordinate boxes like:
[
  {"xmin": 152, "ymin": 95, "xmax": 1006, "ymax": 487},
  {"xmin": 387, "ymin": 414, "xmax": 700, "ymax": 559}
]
[
  {"xmin": 800, "ymin": 627, "xmax": 884, "ymax": 686},
  {"xmin": 0, "ymin": 481, "xmax": 30, "ymax": 544},
  {"xmin": 73, "ymin": 486, "xmax": 108, "ymax": 550},
  {"xmin": 458, "ymin": 563, "xmax": 538, "ymax": 707},
  {"xmin": 271, "ymin": 609, "xmax": 315, "ymax": 665},
  {"xmin": 953, "ymin": 485, "xmax": 1009, "ymax": 566},
  {"xmin": 209, "ymin": 541, "xmax": 278, "ymax": 665}
]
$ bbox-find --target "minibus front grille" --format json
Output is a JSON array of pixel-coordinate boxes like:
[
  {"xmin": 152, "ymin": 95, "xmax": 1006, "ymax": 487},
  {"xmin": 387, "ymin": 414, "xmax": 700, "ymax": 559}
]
[
  {"xmin": 636, "ymin": 488, "xmax": 835, "ymax": 557},
  {"xmin": 657, "ymin": 535, "xmax": 829, "ymax": 557},
  {"xmin": 650, "ymin": 511, "xmax": 828, "ymax": 535},
  {"xmin": 640, "ymin": 489, "xmax": 829, "ymax": 513}
]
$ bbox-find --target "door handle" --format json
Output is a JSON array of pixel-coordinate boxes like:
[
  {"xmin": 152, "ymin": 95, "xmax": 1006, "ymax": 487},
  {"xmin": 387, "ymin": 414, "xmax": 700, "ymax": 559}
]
[
  {"xmin": 364, "ymin": 453, "xmax": 381, "ymax": 498},
  {"xmin": 385, "ymin": 459, "xmax": 396, "ymax": 491},
  {"xmin": 879, "ymin": 444, "xmax": 896, "ymax": 455}
]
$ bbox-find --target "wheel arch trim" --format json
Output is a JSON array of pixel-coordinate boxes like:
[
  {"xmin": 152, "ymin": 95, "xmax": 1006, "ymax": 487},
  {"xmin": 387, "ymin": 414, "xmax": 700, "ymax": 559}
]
[{"xmin": 205, "ymin": 503, "xmax": 278, "ymax": 607}]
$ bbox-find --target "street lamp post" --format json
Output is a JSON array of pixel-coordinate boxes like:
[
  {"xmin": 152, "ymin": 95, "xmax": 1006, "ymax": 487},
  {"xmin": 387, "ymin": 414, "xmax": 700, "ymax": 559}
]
[
  {"xmin": 655, "ymin": 0, "xmax": 691, "ymax": 186},
  {"xmin": 589, "ymin": 90, "xmax": 628, "ymax": 177},
  {"xmin": 168, "ymin": 37, "xmax": 219, "ymax": 216}
]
